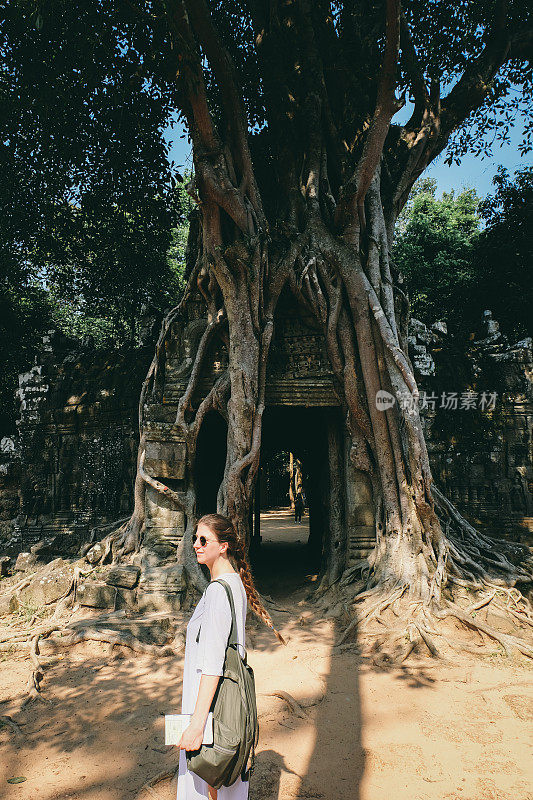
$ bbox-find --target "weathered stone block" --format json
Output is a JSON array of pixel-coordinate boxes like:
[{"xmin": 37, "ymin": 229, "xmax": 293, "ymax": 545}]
[
  {"xmin": 141, "ymin": 537, "xmax": 173, "ymax": 560},
  {"xmin": 0, "ymin": 555, "xmax": 11, "ymax": 576},
  {"xmin": 85, "ymin": 542, "xmax": 105, "ymax": 564},
  {"xmin": 14, "ymin": 552, "xmax": 37, "ymax": 572},
  {"xmin": 345, "ymin": 468, "xmax": 373, "ymax": 506},
  {"xmin": 118, "ymin": 616, "xmax": 173, "ymax": 644},
  {"xmin": 347, "ymin": 526, "xmax": 376, "ymax": 561},
  {"xmin": 351, "ymin": 505, "xmax": 375, "ymax": 527},
  {"xmin": 77, "ymin": 581, "xmax": 117, "ymax": 608},
  {"xmin": 0, "ymin": 593, "xmax": 19, "ymax": 615},
  {"xmin": 19, "ymin": 564, "xmax": 74, "ymax": 606},
  {"xmin": 143, "ymin": 528, "xmax": 183, "ymax": 560},
  {"xmin": 114, "ymin": 587, "xmax": 137, "ymax": 610},
  {"xmin": 136, "ymin": 588, "xmax": 182, "ymax": 614},
  {"xmin": 145, "ymin": 485, "xmax": 185, "ymax": 531},
  {"xmin": 106, "ymin": 564, "xmax": 141, "ymax": 589},
  {"xmin": 144, "ymin": 440, "xmax": 186, "ymax": 480},
  {"xmin": 132, "ymin": 548, "xmax": 160, "ymax": 570},
  {"xmin": 140, "ymin": 563, "xmax": 187, "ymax": 592},
  {"xmin": 136, "ymin": 564, "xmax": 187, "ymax": 613}
]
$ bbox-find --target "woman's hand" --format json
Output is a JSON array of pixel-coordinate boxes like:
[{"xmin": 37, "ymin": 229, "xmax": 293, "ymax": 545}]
[{"xmin": 178, "ymin": 720, "xmax": 204, "ymax": 751}]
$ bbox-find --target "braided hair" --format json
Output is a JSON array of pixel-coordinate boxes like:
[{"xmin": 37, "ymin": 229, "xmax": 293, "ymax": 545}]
[{"xmin": 197, "ymin": 513, "xmax": 286, "ymax": 645}]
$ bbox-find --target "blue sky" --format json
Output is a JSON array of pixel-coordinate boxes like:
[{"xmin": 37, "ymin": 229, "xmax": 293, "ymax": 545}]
[
  {"xmin": 165, "ymin": 116, "xmax": 531, "ymax": 201},
  {"xmin": 419, "ymin": 124, "xmax": 529, "ymax": 197}
]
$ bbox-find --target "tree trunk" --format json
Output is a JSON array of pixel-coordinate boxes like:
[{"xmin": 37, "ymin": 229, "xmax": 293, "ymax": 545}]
[{"xmin": 289, "ymin": 453, "xmax": 303, "ymax": 510}]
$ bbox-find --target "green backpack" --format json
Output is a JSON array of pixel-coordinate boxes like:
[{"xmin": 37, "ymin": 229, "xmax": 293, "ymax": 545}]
[{"xmin": 186, "ymin": 579, "xmax": 259, "ymax": 789}]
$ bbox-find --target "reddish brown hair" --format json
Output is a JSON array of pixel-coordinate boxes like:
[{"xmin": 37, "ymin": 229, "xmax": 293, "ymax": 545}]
[{"xmin": 197, "ymin": 513, "xmax": 285, "ymax": 644}]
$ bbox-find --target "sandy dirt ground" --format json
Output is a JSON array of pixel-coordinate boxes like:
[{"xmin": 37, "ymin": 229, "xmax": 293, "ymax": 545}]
[{"xmin": 1, "ymin": 509, "xmax": 532, "ymax": 800}]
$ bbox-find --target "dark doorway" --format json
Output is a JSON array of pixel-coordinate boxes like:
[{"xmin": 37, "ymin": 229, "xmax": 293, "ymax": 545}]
[
  {"xmin": 252, "ymin": 406, "xmax": 340, "ymax": 595},
  {"xmin": 194, "ymin": 410, "xmax": 227, "ymax": 517}
]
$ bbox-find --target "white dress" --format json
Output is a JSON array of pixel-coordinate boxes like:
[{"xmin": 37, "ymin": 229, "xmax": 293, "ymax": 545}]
[{"xmin": 177, "ymin": 572, "xmax": 250, "ymax": 800}]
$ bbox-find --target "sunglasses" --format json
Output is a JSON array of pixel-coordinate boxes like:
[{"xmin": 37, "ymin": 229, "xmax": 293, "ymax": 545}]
[{"xmin": 192, "ymin": 534, "xmax": 216, "ymax": 547}]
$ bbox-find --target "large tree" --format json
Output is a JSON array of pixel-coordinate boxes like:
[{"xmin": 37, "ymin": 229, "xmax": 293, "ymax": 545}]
[{"xmin": 3, "ymin": 0, "xmax": 533, "ymax": 651}]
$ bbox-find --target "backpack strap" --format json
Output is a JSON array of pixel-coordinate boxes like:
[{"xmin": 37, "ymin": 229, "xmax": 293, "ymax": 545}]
[
  {"xmin": 242, "ymin": 739, "xmax": 257, "ymax": 782},
  {"xmin": 247, "ymin": 697, "xmax": 260, "ymax": 779},
  {"xmin": 242, "ymin": 711, "xmax": 260, "ymax": 781},
  {"xmin": 195, "ymin": 578, "xmax": 238, "ymax": 648}
]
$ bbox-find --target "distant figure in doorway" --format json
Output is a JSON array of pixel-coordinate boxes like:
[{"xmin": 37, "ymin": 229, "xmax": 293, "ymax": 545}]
[{"xmin": 294, "ymin": 491, "xmax": 305, "ymax": 523}]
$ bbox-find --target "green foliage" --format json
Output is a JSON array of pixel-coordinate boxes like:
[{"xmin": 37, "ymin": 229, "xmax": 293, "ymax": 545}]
[
  {"xmin": 1, "ymin": 0, "xmax": 531, "ymax": 438},
  {"xmin": 0, "ymin": 193, "xmax": 191, "ymax": 435},
  {"xmin": 0, "ymin": 0, "xmax": 184, "ymax": 345},
  {"xmin": 398, "ymin": 0, "xmax": 533, "ymax": 164},
  {"xmin": 393, "ymin": 184, "xmax": 480, "ymax": 331},
  {"xmin": 166, "ymin": 171, "xmax": 195, "ymax": 289},
  {"xmin": 475, "ymin": 166, "xmax": 533, "ymax": 339},
  {"xmin": 395, "ymin": 178, "xmax": 438, "ymax": 237},
  {"xmin": 0, "ymin": 0, "xmax": 194, "ymax": 436},
  {"xmin": 0, "ymin": 166, "xmax": 191, "ymax": 435},
  {"xmin": 394, "ymin": 168, "xmax": 533, "ymax": 340}
]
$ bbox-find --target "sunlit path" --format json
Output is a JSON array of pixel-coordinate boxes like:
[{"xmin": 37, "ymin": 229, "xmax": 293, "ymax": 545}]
[{"xmin": 251, "ymin": 508, "xmax": 316, "ymax": 598}]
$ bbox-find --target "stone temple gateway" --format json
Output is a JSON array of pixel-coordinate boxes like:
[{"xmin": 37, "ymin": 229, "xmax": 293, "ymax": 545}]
[{"xmin": 141, "ymin": 288, "xmax": 375, "ymax": 581}]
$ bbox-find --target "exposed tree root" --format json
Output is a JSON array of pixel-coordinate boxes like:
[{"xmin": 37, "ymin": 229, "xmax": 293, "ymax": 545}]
[
  {"xmin": 136, "ymin": 767, "xmax": 178, "ymax": 800},
  {"xmin": 434, "ymin": 605, "xmax": 533, "ymax": 659},
  {"xmin": 262, "ymin": 690, "xmax": 309, "ymax": 719},
  {"xmin": 86, "ymin": 516, "xmax": 130, "ymax": 549},
  {"xmin": 0, "ymin": 601, "xmax": 179, "ymax": 714},
  {"xmin": 432, "ymin": 486, "xmax": 532, "ymax": 590},
  {"xmin": 333, "ymin": 574, "xmax": 533, "ymax": 664},
  {"xmin": 21, "ymin": 624, "xmax": 64, "ymax": 709},
  {"xmin": 62, "ymin": 625, "xmax": 175, "ymax": 656},
  {"xmin": 0, "ymin": 715, "xmax": 24, "ymax": 736},
  {"xmin": 438, "ymin": 635, "xmax": 497, "ymax": 656}
]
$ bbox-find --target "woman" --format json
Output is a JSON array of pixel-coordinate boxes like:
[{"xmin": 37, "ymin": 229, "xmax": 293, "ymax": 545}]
[{"xmin": 177, "ymin": 513, "xmax": 285, "ymax": 800}]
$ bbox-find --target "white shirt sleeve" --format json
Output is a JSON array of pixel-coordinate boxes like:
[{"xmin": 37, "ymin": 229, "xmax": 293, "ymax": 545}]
[{"xmin": 196, "ymin": 582, "xmax": 232, "ymax": 677}]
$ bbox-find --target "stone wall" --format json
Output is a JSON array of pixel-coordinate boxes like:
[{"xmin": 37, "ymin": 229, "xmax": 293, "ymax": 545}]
[
  {"xmin": 0, "ymin": 437, "xmax": 20, "ymax": 527},
  {"xmin": 0, "ymin": 330, "xmax": 154, "ymax": 558},
  {"xmin": 408, "ymin": 312, "xmax": 533, "ymax": 542}
]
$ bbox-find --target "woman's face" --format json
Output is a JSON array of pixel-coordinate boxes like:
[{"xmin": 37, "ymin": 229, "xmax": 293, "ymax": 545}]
[{"xmin": 193, "ymin": 522, "xmax": 226, "ymax": 569}]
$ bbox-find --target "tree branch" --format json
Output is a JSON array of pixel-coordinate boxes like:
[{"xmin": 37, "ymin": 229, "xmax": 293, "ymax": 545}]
[
  {"xmin": 389, "ymin": 2, "xmax": 533, "ymax": 217},
  {"xmin": 175, "ymin": 312, "xmax": 225, "ymax": 426},
  {"xmin": 337, "ymin": 0, "xmax": 402, "ymax": 234},
  {"xmin": 400, "ymin": 12, "xmax": 430, "ymax": 129},
  {"xmin": 139, "ymin": 451, "xmax": 186, "ymax": 510},
  {"xmin": 440, "ymin": 1, "xmax": 512, "ymax": 137},
  {"xmin": 165, "ymin": 0, "xmax": 219, "ymax": 151},
  {"xmin": 190, "ymin": 370, "xmax": 231, "ymax": 439},
  {"xmin": 355, "ymin": 0, "xmax": 401, "ymax": 204},
  {"xmin": 184, "ymin": 0, "xmax": 265, "ymax": 224}
]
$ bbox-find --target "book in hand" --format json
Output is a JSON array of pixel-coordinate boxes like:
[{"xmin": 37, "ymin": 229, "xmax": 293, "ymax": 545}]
[{"xmin": 165, "ymin": 713, "xmax": 214, "ymax": 746}]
